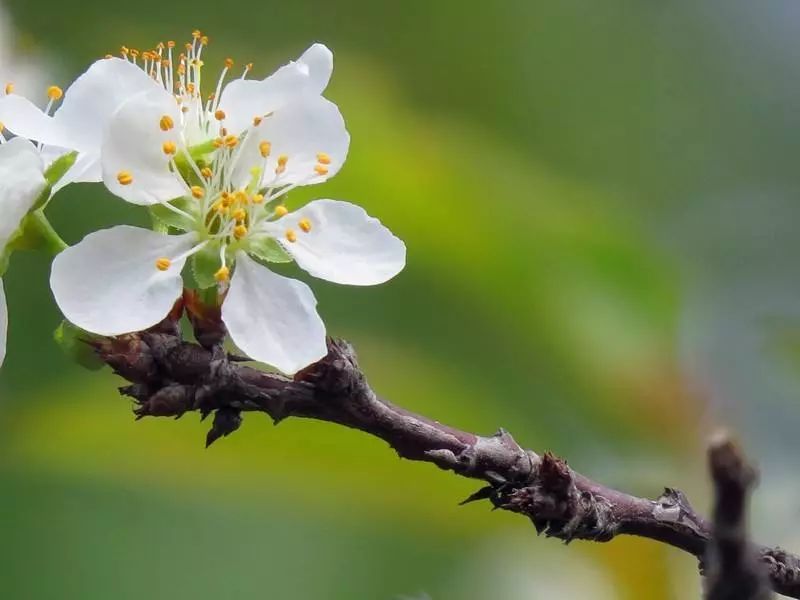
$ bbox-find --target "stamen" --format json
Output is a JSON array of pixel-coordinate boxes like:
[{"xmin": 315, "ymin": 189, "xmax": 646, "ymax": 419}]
[
  {"xmin": 162, "ymin": 141, "xmax": 177, "ymax": 155},
  {"xmin": 232, "ymin": 208, "xmax": 247, "ymax": 221},
  {"xmin": 224, "ymin": 134, "xmax": 238, "ymax": 148},
  {"xmin": 259, "ymin": 141, "xmax": 271, "ymax": 158},
  {"xmin": 233, "ymin": 224, "xmax": 248, "ymax": 239},
  {"xmin": 201, "ymin": 167, "xmax": 213, "ymax": 179},
  {"xmin": 299, "ymin": 218, "xmax": 312, "ymax": 233},
  {"xmin": 314, "ymin": 164, "xmax": 329, "ymax": 176},
  {"xmin": 285, "ymin": 229, "xmax": 297, "ymax": 243},
  {"xmin": 214, "ymin": 109, "xmax": 226, "ymax": 121},
  {"xmin": 214, "ymin": 266, "xmax": 230, "ymax": 282},
  {"xmin": 252, "ymin": 193, "xmax": 264, "ymax": 204},
  {"xmin": 117, "ymin": 171, "xmax": 134, "ymax": 185},
  {"xmin": 275, "ymin": 154, "xmax": 288, "ymax": 175},
  {"xmin": 155, "ymin": 257, "xmax": 172, "ymax": 271},
  {"xmin": 4, "ymin": 82, "xmax": 13, "ymax": 94},
  {"xmin": 316, "ymin": 152, "xmax": 331, "ymax": 165},
  {"xmin": 274, "ymin": 205, "xmax": 288, "ymax": 217},
  {"xmin": 253, "ymin": 116, "xmax": 262, "ymax": 126},
  {"xmin": 190, "ymin": 185, "xmax": 205, "ymax": 199},
  {"xmin": 159, "ymin": 115, "xmax": 175, "ymax": 131}
]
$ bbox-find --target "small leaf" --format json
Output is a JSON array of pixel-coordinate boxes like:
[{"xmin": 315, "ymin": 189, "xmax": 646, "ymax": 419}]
[
  {"xmin": 249, "ymin": 236, "xmax": 292, "ymax": 263},
  {"xmin": 191, "ymin": 242, "xmax": 222, "ymax": 289},
  {"xmin": 53, "ymin": 320, "xmax": 105, "ymax": 371}
]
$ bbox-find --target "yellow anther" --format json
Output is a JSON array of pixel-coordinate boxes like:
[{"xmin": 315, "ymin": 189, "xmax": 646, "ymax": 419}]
[
  {"xmin": 181, "ymin": 106, "xmax": 189, "ymax": 114},
  {"xmin": 155, "ymin": 257, "xmax": 172, "ymax": 271},
  {"xmin": 0, "ymin": 122, "xmax": 4, "ymax": 132},
  {"xmin": 234, "ymin": 190, "xmax": 248, "ymax": 204},
  {"xmin": 274, "ymin": 205, "xmax": 288, "ymax": 217},
  {"xmin": 225, "ymin": 57, "xmax": 234, "ymax": 69},
  {"xmin": 213, "ymin": 137, "xmax": 224, "ymax": 148},
  {"xmin": 162, "ymin": 141, "xmax": 177, "ymax": 155},
  {"xmin": 252, "ymin": 193, "xmax": 264, "ymax": 204},
  {"xmin": 4, "ymin": 82, "xmax": 13, "ymax": 94},
  {"xmin": 214, "ymin": 266, "xmax": 230, "ymax": 282},
  {"xmin": 200, "ymin": 36, "xmax": 209, "ymax": 46},
  {"xmin": 316, "ymin": 152, "xmax": 331, "ymax": 165},
  {"xmin": 277, "ymin": 154, "xmax": 288, "ymax": 166},
  {"xmin": 221, "ymin": 192, "xmax": 234, "ymax": 208},
  {"xmin": 246, "ymin": 62, "xmax": 253, "ymax": 71},
  {"xmin": 253, "ymin": 115, "xmax": 262, "ymax": 126},
  {"xmin": 104, "ymin": 54, "xmax": 113, "ymax": 59},
  {"xmin": 299, "ymin": 218, "xmax": 312, "ymax": 233},
  {"xmin": 190, "ymin": 185, "xmax": 205, "ymax": 199},
  {"xmin": 167, "ymin": 41, "xmax": 176, "ymax": 48},
  {"xmin": 201, "ymin": 167, "xmax": 213, "ymax": 179},
  {"xmin": 285, "ymin": 229, "xmax": 297, "ymax": 243},
  {"xmin": 192, "ymin": 29, "xmax": 201, "ymax": 39},
  {"xmin": 157, "ymin": 42, "xmax": 165, "ymax": 50},
  {"xmin": 314, "ymin": 164, "xmax": 329, "ymax": 176},
  {"xmin": 233, "ymin": 224, "xmax": 248, "ymax": 240},
  {"xmin": 214, "ymin": 109, "xmax": 226, "ymax": 121},
  {"xmin": 215, "ymin": 203, "xmax": 228, "ymax": 215},
  {"xmin": 186, "ymin": 82, "xmax": 195, "ymax": 94},
  {"xmin": 159, "ymin": 115, "xmax": 174, "ymax": 131},
  {"xmin": 130, "ymin": 49, "xmax": 140, "ymax": 58},
  {"xmin": 232, "ymin": 208, "xmax": 247, "ymax": 221},
  {"xmin": 117, "ymin": 171, "xmax": 133, "ymax": 186},
  {"xmin": 185, "ymin": 42, "xmax": 193, "ymax": 51},
  {"xmin": 47, "ymin": 85, "xmax": 63, "ymax": 100},
  {"xmin": 224, "ymin": 134, "xmax": 239, "ymax": 148},
  {"xmin": 259, "ymin": 141, "xmax": 271, "ymax": 158},
  {"xmin": 120, "ymin": 46, "xmax": 129, "ymax": 56}
]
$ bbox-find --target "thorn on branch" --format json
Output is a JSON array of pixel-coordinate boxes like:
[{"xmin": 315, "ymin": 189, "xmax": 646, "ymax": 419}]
[
  {"xmin": 704, "ymin": 432, "xmax": 772, "ymax": 600},
  {"xmin": 206, "ymin": 407, "xmax": 243, "ymax": 448}
]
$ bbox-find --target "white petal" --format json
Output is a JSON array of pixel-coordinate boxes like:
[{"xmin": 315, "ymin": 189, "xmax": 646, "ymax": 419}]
[
  {"xmin": 0, "ymin": 137, "xmax": 46, "ymax": 248},
  {"xmin": 270, "ymin": 199, "xmax": 405, "ymax": 285},
  {"xmin": 0, "ymin": 279, "xmax": 7, "ymax": 368},
  {"xmin": 51, "ymin": 151, "xmax": 100, "ymax": 193},
  {"xmin": 232, "ymin": 95, "xmax": 349, "ymax": 189},
  {"xmin": 0, "ymin": 94, "xmax": 68, "ymax": 147},
  {"xmin": 53, "ymin": 57, "xmax": 161, "ymax": 152},
  {"xmin": 50, "ymin": 226, "xmax": 196, "ymax": 336},
  {"xmin": 101, "ymin": 88, "xmax": 186, "ymax": 205},
  {"xmin": 222, "ymin": 252, "xmax": 326, "ymax": 374},
  {"xmin": 217, "ymin": 43, "xmax": 335, "ymax": 135}
]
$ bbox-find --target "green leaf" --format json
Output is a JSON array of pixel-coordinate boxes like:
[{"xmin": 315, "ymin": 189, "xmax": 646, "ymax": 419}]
[
  {"xmin": 191, "ymin": 242, "xmax": 222, "ymax": 289},
  {"xmin": 149, "ymin": 199, "xmax": 195, "ymax": 232},
  {"xmin": 53, "ymin": 321, "xmax": 105, "ymax": 371},
  {"xmin": 248, "ymin": 236, "xmax": 292, "ymax": 264}
]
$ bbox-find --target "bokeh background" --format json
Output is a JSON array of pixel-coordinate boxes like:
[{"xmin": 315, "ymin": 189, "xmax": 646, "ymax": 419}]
[{"xmin": 2, "ymin": 1, "xmax": 800, "ymax": 598}]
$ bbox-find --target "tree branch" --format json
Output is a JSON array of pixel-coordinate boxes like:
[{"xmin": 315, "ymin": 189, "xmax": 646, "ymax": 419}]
[
  {"xmin": 94, "ymin": 325, "xmax": 800, "ymax": 598},
  {"xmin": 704, "ymin": 434, "xmax": 772, "ymax": 600}
]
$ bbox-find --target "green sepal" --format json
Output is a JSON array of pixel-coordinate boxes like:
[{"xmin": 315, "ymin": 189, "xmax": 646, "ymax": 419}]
[
  {"xmin": 248, "ymin": 236, "xmax": 292, "ymax": 264},
  {"xmin": 1, "ymin": 210, "xmax": 67, "ymax": 274},
  {"xmin": 53, "ymin": 320, "xmax": 105, "ymax": 371},
  {"xmin": 44, "ymin": 151, "xmax": 77, "ymax": 187},
  {"xmin": 149, "ymin": 198, "xmax": 195, "ymax": 232},
  {"xmin": 191, "ymin": 241, "xmax": 222, "ymax": 289}
]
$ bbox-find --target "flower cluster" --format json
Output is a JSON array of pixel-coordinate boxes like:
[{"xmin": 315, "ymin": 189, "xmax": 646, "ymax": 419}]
[{"xmin": 0, "ymin": 33, "xmax": 405, "ymax": 373}]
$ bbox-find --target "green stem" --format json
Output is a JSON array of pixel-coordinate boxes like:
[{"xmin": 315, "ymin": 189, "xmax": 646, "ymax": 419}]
[{"xmin": 30, "ymin": 210, "xmax": 68, "ymax": 255}]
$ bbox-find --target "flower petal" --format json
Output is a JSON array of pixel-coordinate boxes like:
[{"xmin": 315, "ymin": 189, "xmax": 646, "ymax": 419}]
[
  {"xmin": 217, "ymin": 43, "xmax": 334, "ymax": 135},
  {"xmin": 0, "ymin": 94, "xmax": 66, "ymax": 147},
  {"xmin": 50, "ymin": 226, "xmax": 196, "ymax": 336},
  {"xmin": 222, "ymin": 252, "xmax": 326, "ymax": 374},
  {"xmin": 0, "ymin": 137, "xmax": 46, "ymax": 248},
  {"xmin": 269, "ymin": 199, "xmax": 405, "ymax": 285},
  {"xmin": 232, "ymin": 95, "xmax": 349, "ymax": 189},
  {"xmin": 0, "ymin": 279, "xmax": 7, "ymax": 368},
  {"xmin": 53, "ymin": 57, "xmax": 161, "ymax": 152},
  {"xmin": 101, "ymin": 87, "xmax": 186, "ymax": 205}
]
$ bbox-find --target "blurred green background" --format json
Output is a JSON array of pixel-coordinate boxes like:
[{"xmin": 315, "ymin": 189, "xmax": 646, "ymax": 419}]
[{"xmin": 3, "ymin": 0, "xmax": 800, "ymax": 597}]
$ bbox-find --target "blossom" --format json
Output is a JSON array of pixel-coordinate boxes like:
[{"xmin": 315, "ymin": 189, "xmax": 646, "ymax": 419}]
[
  {"xmin": 0, "ymin": 53, "xmax": 156, "ymax": 192},
  {"xmin": 50, "ymin": 35, "xmax": 405, "ymax": 374},
  {"xmin": 0, "ymin": 137, "xmax": 47, "ymax": 367}
]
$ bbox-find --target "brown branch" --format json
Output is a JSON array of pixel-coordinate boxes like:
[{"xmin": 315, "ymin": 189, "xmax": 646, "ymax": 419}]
[
  {"xmin": 94, "ymin": 324, "xmax": 800, "ymax": 598},
  {"xmin": 704, "ymin": 435, "xmax": 772, "ymax": 600}
]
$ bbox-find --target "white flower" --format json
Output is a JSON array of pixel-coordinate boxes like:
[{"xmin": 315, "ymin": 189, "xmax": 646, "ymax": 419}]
[
  {"xmin": 50, "ymin": 35, "xmax": 405, "ymax": 375},
  {"xmin": 0, "ymin": 56, "xmax": 156, "ymax": 192},
  {"xmin": 0, "ymin": 137, "xmax": 47, "ymax": 367}
]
